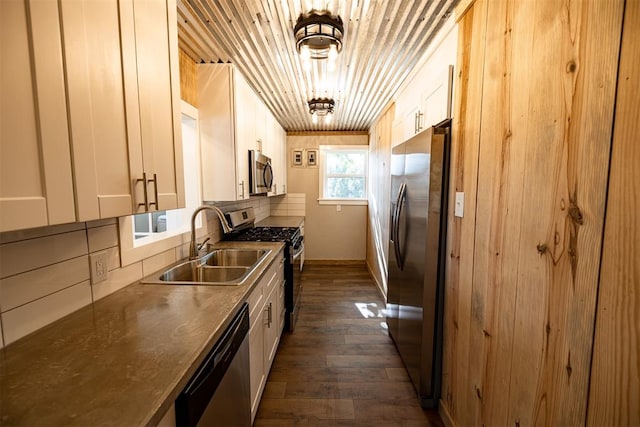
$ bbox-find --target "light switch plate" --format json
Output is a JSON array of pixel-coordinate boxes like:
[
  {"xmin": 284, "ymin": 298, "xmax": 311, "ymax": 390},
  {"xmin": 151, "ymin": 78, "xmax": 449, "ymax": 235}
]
[
  {"xmin": 454, "ymin": 192, "xmax": 464, "ymax": 218},
  {"xmin": 90, "ymin": 251, "xmax": 109, "ymax": 285}
]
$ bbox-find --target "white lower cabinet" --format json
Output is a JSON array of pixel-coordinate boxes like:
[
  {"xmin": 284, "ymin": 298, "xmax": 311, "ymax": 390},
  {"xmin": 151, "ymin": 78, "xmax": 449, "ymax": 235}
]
[{"xmin": 247, "ymin": 251, "xmax": 285, "ymax": 423}]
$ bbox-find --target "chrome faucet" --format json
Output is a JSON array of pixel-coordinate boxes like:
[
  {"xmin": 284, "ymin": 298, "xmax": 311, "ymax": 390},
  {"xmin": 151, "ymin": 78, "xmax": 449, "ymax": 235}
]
[{"xmin": 189, "ymin": 205, "xmax": 233, "ymax": 260}]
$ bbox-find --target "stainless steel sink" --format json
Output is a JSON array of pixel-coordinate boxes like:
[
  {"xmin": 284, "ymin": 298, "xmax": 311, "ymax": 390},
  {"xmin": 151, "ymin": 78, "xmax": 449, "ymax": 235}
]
[
  {"xmin": 141, "ymin": 248, "xmax": 271, "ymax": 286},
  {"xmin": 201, "ymin": 249, "xmax": 267, "ymax": 267}
]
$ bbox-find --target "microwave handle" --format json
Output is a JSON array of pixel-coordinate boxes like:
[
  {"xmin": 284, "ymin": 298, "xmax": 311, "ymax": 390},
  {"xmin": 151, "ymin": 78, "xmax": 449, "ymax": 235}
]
[{"xmin": 264, "ymin": 161, "xmax": 274, "ymax": 190}]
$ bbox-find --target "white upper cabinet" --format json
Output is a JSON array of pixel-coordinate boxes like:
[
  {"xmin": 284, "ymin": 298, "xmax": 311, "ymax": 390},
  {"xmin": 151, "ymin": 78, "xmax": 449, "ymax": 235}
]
[
  {"xmin": 264, "ymin": 113, "xmax": 276, "ymax": 196},
  {"xmin": 393, "ymin": 65, "xmax": 453, "ymax": 145},
  {"xmin": 61, "ymin": 0, "xmax": 184, "ymax": 220},
  {"xmin": 0, "ymin": 0, "xmax": 76, "ymax": 232},
  {"xmin": 420, "ymin": 65, "xmax": 454, "ymax": 129},
  {"xmin": 0, "ymin": 0, "xmax": 184, "ymax": 232},
  {"xmin": 254, "ymin": 97, "xmax": 267, "ymax": 153},
  {"xmin": 131, "ymin": 0, "xmax": 184, "ymax": 213},
  {"xmin": 199, "ymin": 64, "xmax": 251, "ymax": 201},
  {"xmin": 198, "ymin": 64, "xmax": 286, "ymax": 201},
  {"xmin": 261, "ymin": 107, "xmax": 287, "ymax": 197},
  {"xmin": 199, "ymin": 64, "xmax": 285, "ymax": 201},
  {"xmin": 269, "ymin": 120, "xmax": 287, "ymax": 197},
  {"xmin": 392, "ymin": 24, "xmax": 457, "ymax": 145}
]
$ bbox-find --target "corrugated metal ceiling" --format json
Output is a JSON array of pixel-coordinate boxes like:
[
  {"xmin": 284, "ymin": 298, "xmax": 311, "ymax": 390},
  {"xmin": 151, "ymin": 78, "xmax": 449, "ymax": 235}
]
[{"xmin": 177, "ymin": 0, "xmax": 457, "ymax": 131}]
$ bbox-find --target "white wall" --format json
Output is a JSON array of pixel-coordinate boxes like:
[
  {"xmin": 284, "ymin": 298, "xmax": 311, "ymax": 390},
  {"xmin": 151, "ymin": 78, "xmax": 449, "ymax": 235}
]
[{"xmin": 286, "ymin": 134, "xmax": 368, "ymax": 261}]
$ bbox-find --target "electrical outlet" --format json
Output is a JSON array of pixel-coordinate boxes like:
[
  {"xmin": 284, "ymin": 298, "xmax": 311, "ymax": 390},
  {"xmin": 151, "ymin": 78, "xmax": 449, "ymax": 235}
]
[
  {"xmin": 455, "ymin": 192, "xmax": 465, "ymax": 218},
  {"xmin": 336, "ymin": 204, "xmax": 342, "ymax": 212},
  {"xmin": 90, "ymin": 252, "xmax": 109, "ymax": 285}
]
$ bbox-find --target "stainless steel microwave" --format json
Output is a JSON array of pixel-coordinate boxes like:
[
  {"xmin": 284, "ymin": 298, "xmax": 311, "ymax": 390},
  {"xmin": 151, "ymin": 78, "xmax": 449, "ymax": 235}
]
[{"xmin": 249, "ymin": 150, "xmax": 273, "ymax": 195}]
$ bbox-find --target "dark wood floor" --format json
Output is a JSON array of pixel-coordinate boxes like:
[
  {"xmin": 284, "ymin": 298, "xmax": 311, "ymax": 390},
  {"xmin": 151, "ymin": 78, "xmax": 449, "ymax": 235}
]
[{"xmin": 254, "ymin": 263, "xmax": 444, "ymax": 427}]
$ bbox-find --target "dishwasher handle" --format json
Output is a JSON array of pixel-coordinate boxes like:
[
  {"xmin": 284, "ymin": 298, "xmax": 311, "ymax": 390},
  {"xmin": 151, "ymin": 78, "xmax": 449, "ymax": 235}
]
[{"xmin": 176, "ymin": 303, "xmax": 249, "ymax": 424}]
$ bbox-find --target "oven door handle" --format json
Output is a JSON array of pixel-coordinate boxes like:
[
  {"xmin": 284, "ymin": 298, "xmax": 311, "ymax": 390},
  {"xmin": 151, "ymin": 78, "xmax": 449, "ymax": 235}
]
[{"xmin": 290, "ymin": 241, "xmax": 304, "ymax": 263}]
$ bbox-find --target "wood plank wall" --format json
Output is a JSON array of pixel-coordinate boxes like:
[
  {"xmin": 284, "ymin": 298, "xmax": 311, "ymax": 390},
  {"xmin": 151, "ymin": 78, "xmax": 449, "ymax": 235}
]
[
  {"xmin": 179, "ymin": 49, "xmax": 197, "ymax": 106},
  {"xmin": 587, "ymin": 0, "xmax": 640, "ymax": 424},
  {"xmin": 441, "ymin": 0, "xmax": 626, "ymax": 425},
  {"xmin": 441, "ymin": 0, "xmax": 486, "ymax": 423}
]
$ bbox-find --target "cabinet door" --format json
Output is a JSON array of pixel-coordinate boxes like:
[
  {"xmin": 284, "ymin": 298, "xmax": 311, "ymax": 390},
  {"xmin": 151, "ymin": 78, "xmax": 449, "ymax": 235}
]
[
  {"xmin": 60, "ymin": 0, "xmax": 138, "ymax": 221},
  {"xmin": 0, "ymin": 0, "xmax": 75, "ymax": 232},
  {"xmin": 265, "ymin": 113, "xmax": 277, "ymax": 196},
  {"xmin": 133, "ymin": 0, "xmax": 184, "ymax": 211},
  {"xmin": 249, "ymin": 315, "xmax": 265, "ymax": 420},
  {"xmin": 420, "ymin": 65, "xmax": 453, "ymax": 128},
  {"xmin": 233, "ymin": 71, "xmax": 255, "ymax": 200},
  {"xmin": 255, "ymin": 100, "xmax": 267, "ymax": 153},
  {"xmin": 199, "ymin": 65, "xmax": 237, "ymax": 202},
  {"xmin": 264, "ymin": 281, "xmax": 280, "ymax": 370},
  {"xmin": 405, "ymin": 105, "xmax": 422, "ymax": 137}
]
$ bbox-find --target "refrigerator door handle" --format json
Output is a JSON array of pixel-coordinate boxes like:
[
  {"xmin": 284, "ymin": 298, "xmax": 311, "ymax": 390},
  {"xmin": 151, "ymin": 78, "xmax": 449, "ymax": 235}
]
[{"xmin": 393, "ymin": 182, "xmax": 406, "ymax": 269}]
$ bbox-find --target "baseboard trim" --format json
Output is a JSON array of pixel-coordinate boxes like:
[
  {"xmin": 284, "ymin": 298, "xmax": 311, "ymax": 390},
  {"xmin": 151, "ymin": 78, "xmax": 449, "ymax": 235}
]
[
  {"xmin": 303, "ymin": 259, "xmax": 366, "ymax": 266},
  {"xmin": 439, "ymin": 399, "xmax": 456, "ymax": 427},
  {"xmin": 365, "ymin": 261, "xmax": 387, "ymax": 302}
]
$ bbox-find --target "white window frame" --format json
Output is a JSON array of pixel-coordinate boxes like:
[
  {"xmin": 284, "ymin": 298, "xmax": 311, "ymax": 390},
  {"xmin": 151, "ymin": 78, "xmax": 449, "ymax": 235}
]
[
  {"xmin": 118, "ymin": 100, "xmax": 206, "ymax": 266},
  {"xmin": 318, "ymin": 145, "xmax": 368, "ymax": 205}
]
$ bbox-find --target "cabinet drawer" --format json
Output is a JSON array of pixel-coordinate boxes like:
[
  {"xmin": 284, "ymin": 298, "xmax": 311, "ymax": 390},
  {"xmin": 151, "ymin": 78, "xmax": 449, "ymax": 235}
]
[
  {"xmin": 247, "ymin": 251, "xmax": 284, "ymax": 327},
  {"xmin": 247, "ymin": 283, "xmax": 263, "ymax": 327},
  {"xmin": 263, "ymin": 253, "xmax": 284, "ymax": 295}
]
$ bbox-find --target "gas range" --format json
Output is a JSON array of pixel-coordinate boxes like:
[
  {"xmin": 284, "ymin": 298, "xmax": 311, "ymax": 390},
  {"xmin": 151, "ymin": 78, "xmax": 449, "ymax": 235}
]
[{"xmin": 226, "ymin": 226, "xmax": 300, "ymax": 244}]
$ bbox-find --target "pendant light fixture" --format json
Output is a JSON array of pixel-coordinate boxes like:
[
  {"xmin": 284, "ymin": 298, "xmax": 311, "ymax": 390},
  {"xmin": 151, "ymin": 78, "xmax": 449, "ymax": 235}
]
[
  {"xmin": 294, "ymin": 10, "xmax": 344, "ymax": 63},
  {"xmin": 308, "ymin": 98, "xmax": 335, "ymax": 124}
]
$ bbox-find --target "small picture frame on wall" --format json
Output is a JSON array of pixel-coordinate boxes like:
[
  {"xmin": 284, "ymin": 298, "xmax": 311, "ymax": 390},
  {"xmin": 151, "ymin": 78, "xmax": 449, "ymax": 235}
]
[
  {"xmin": 306, "ymin": 149, "xmax": 318, "ymax": 167},
  {"xmin": 292, "ymin": 149, "xmax": 303, "ymax": 166}
]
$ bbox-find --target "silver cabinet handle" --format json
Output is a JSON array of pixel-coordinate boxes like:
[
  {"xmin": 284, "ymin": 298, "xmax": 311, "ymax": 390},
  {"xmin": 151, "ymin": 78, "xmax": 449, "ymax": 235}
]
[
  {"xmin": 137, "ymin": 172, "xmax": 149, "ymax": 210},
  {"xmin": 417, "ymin": 111, "xmax": 423, "ymax": 133},
  {"xmin": 264, "ymin": 303, "xmax": 272, "ymax": 327},
  {"xmin": 239, "ymin": 181, "xmax": 245, "ymax": 199},
  {"xmin": 148, "ymin": 173, "xmax": 159, "ymax": 210}
]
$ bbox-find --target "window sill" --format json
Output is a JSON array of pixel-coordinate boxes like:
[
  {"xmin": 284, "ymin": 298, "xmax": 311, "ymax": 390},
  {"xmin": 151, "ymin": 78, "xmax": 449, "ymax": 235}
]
[{"xmin": 317, "ymin": 199, "xmax": 368, "ymax": 206}]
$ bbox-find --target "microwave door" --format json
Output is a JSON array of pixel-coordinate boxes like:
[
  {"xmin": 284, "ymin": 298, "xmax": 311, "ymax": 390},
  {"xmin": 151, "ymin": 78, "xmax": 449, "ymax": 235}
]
[{"xmin": 249, "ymin": 150, "xmax": 273, "ymax": 195}]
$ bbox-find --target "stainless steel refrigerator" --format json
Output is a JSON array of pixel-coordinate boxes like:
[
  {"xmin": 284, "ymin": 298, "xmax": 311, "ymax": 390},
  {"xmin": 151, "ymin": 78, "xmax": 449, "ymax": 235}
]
[{"xmin": 387, "ymin": 119, "xmax": 450, "ymax": 408}]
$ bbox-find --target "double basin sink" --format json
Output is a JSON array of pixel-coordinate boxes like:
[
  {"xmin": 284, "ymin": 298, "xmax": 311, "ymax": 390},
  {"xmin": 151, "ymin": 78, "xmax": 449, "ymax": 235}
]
[{"xmin": 141, "ymin": 248, "xmax": 271, "ymax": 286}]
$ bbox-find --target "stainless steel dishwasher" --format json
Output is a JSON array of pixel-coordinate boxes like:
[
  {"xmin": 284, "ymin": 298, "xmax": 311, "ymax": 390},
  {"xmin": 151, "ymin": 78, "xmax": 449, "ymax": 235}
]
[{"xmin": 175, "ymin": 303, "xmax": 251, "ymax": 427}]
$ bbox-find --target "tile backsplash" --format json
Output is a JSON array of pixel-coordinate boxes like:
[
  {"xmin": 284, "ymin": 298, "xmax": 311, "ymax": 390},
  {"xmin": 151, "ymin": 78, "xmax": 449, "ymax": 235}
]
[
  {"xmin": 0, "ymin": 197, "xmax": 271, "ymax": 347},
  {"xmin": 269, "ymin": 193, "xmax": 306, "ymax": 217}
]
